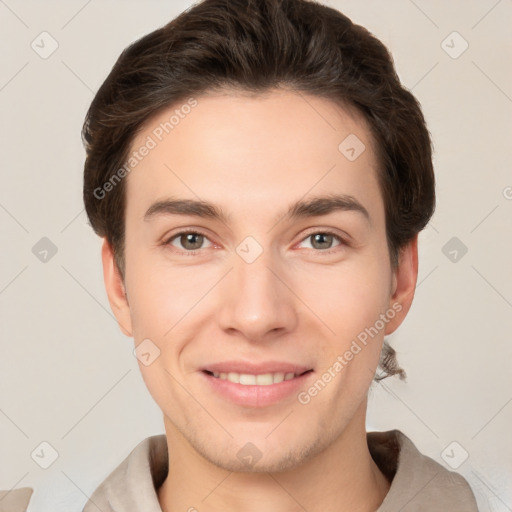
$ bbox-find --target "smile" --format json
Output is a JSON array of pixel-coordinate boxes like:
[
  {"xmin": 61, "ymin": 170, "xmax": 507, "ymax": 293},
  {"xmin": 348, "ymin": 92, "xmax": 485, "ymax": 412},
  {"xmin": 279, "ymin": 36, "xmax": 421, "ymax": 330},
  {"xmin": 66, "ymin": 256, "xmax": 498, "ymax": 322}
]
[{"xmin": 201, "ymin": 367, "xmax": 314, "ymax": 407}]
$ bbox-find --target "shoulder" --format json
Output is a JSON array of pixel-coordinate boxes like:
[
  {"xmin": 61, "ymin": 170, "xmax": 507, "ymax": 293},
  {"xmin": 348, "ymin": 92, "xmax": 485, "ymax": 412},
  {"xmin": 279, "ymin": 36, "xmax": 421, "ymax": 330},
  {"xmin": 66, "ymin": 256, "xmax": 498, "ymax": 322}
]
[
  {"xmin": 368, "ymin": 430, "xmax": 479, "ymax": 512},
  {"xmin": 0, "ymin": 487, "xmax": 33, "ymax": 512},
  {"xmin": 83, "ymin": 435, "xmax": 168, "ymax": 512}
]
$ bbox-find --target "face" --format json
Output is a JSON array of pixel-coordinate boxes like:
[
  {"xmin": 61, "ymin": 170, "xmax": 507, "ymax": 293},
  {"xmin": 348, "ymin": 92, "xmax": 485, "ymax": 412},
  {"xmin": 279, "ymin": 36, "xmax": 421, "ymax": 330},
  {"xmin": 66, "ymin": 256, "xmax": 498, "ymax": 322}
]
[{"xmin": 103, "ymin": 89, "xmax": 417, "ymax": 472}]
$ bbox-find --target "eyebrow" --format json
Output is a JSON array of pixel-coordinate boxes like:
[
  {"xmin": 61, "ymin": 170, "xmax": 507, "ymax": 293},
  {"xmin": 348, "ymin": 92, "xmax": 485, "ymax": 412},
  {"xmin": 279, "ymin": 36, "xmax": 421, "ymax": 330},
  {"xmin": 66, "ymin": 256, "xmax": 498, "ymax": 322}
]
[{"xmin": 143, "ymin": 194, "xmax": 370, "ymax": 225}]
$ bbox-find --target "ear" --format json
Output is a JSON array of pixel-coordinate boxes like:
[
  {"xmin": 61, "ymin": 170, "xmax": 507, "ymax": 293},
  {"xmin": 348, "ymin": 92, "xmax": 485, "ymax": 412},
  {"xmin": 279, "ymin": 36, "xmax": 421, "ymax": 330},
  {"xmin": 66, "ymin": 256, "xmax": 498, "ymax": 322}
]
[
  {"xmin": 385, "ymin": 235, "xmax": 419, "ymax": 335},
  {"xmin": 101, "ymin": 238, "xmax": 133, "ymax": 337}
]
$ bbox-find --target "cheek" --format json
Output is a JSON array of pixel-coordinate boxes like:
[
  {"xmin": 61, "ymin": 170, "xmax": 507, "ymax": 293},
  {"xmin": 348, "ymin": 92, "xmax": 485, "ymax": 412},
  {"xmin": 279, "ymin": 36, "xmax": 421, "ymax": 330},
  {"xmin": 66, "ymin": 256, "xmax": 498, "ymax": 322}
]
[
  {"xmin": 126, "ymin": 264, "xmax": 195, "ymax": 337},
  {"xmin": 292, "ymin": 254, "xmax": 391, "ymax": 337},
  {"xmin": 123, "ymin": 256, "xmax": 201, "ymax": 412},
  {"xmin": 124, "ymin": 246, "xmax": 220, "ymax": 369}
]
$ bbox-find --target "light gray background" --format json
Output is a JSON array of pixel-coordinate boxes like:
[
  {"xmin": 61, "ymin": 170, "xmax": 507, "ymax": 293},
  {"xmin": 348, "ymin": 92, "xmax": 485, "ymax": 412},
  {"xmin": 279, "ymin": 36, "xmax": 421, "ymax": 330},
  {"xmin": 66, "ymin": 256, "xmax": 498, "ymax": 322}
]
[{"xmin": 1, "ymin": 1, "xmax": 511, "ymax": 511}]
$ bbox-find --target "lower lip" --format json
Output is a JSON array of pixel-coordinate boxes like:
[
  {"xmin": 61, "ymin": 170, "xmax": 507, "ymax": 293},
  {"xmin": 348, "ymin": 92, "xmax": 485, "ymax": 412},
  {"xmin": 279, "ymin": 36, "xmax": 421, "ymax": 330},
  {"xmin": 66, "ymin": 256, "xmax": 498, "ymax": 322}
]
[{"xmin": 201, "ymin": 371, "xmax": 314, "ymax": 408}]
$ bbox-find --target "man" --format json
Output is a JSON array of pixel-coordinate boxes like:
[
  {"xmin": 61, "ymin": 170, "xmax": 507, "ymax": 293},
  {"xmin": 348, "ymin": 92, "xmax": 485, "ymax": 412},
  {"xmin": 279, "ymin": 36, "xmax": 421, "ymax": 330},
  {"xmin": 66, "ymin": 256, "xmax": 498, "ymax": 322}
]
[{"xmin": 81, "ymin": 0, "xmax": 479, "ymax": 510}]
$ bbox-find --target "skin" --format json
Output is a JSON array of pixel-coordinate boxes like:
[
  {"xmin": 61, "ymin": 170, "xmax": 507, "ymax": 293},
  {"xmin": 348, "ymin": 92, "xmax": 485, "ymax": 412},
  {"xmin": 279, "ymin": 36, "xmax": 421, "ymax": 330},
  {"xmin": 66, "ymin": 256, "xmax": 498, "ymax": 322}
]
[{"xmin": 102, "ymin": 89, "xmax": 418, "ymax": 512}]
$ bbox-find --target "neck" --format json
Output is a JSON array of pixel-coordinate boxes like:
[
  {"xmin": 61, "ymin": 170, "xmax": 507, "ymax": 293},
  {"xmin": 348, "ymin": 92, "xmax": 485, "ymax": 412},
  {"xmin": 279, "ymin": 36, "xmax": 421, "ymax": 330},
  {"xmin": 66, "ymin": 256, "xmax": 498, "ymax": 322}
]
[{"xmin": 157, "ymin": 403, "xmax": 390, "ymax": 512}]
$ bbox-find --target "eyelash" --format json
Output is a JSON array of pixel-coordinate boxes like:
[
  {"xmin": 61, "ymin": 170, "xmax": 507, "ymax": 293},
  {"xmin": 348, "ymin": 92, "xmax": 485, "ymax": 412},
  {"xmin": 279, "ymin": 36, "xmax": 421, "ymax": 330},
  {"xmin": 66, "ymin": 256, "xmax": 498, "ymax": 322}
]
[{"xmin": 163, "ymin": 228, "xmax": 348, "ymax": 255}]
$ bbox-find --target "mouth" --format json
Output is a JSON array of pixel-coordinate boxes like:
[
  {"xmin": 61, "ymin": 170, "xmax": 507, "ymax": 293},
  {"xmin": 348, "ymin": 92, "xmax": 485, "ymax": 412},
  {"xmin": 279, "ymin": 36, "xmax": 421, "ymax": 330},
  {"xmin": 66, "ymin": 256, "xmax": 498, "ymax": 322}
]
[{"xmin": 200, "ymin": 363, "xmax": 314, "ymax": 407}]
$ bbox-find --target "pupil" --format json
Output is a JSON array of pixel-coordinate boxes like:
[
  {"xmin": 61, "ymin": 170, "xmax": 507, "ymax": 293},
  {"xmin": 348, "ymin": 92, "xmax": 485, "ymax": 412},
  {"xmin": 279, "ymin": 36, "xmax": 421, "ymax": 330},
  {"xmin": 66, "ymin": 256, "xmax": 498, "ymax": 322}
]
[
  {"xmin": 182, "ymin": 233, "xmax": 203, "ymax": 250},
  {"xmin": 312, "ymin": 233, "xmax": 332, "ymax": 249}
]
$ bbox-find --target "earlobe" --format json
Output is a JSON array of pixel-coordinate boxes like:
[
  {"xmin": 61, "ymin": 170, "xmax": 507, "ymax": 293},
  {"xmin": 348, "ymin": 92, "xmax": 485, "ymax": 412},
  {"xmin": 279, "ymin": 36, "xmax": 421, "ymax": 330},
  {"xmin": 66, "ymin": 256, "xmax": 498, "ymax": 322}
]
[
  {"xmin": 101, "ymin": 239, "xmax": 133, "ymax": 337},
  {"xmin": 385, "ymin": 235, "xmax": 419, "ymax": 335}
]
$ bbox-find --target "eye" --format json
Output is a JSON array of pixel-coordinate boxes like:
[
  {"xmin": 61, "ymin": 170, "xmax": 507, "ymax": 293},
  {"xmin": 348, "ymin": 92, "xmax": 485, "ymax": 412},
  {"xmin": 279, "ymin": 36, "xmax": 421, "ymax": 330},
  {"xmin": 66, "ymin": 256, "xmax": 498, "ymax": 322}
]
[
  {"xmin": 298, "ymin": 231, "xmax": 344, "ymax": 251},
  {"xmin": 165, "ymin": 230, "xmax": 214, "ymax": 252}
]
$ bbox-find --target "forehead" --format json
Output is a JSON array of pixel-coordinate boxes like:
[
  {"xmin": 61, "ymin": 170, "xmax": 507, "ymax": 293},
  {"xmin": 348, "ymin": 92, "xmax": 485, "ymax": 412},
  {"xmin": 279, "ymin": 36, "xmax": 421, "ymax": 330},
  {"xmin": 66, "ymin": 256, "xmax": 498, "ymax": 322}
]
[{"xmin": 125, "ymin": 89, "xmax": 383, "ymax": 224}]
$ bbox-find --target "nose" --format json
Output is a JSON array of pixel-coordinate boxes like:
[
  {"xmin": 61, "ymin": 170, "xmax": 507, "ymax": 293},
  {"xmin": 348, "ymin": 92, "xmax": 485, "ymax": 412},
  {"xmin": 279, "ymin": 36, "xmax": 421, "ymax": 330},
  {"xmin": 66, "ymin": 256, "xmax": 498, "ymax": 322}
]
[{"xmin": 216, "ymin": 248, "xmax": 299, "ymax": 343}]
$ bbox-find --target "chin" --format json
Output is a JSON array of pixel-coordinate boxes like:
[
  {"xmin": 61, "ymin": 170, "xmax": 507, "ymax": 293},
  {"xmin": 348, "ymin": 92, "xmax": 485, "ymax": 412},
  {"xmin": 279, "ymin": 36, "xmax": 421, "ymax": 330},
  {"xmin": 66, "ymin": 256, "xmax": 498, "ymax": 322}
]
[{"xmin": 186, "ymin": 428, "xmax": 328, "ymax": 474}]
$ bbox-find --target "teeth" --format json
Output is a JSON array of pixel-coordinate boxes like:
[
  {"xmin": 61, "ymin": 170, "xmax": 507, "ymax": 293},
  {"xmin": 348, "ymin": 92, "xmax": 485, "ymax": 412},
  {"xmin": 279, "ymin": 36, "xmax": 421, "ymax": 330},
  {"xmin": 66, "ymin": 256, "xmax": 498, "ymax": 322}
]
[
  {"xmin": 273, "ymin": 372, "xmax": 285, "ymax": 383},
  {"xmin": 210, "ymin": 371, "xmax": 298, "ymax": 385},
  {"xmin": 240, "ymin": 374, "xmax": 256, "ymax": 385},
  {"xmin": 227, "ymin": 372, "xmax": 239, "ymax": 384},
  {"xmin": 256, "ymin": 374, "xmax": 273, "ymax": 385}
]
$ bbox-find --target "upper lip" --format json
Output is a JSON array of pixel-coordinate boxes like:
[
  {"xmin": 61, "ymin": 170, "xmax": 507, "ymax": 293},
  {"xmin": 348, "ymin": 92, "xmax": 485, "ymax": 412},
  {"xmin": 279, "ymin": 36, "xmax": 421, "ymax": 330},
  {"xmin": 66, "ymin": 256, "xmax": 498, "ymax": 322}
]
[{"xmin": 201, "ymin": 361, "xmax": 313, "ymax": 375}]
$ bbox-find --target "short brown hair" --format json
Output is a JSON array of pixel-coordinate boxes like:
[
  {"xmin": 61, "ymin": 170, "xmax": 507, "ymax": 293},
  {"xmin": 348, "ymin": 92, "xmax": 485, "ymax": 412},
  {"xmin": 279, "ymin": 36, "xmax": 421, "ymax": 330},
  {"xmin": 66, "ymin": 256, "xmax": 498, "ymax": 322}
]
[{"xmin": 82, "ymin": 0, "xmax": 435, "ymax": 379}]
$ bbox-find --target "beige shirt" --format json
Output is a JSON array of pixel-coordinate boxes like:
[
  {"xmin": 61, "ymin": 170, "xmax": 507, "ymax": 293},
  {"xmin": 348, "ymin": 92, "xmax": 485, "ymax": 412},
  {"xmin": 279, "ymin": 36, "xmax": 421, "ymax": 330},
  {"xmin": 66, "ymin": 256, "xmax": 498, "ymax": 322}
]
[{"xmin": 78, "ymin": 430, "xmax": 478, "ymax": 511}]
